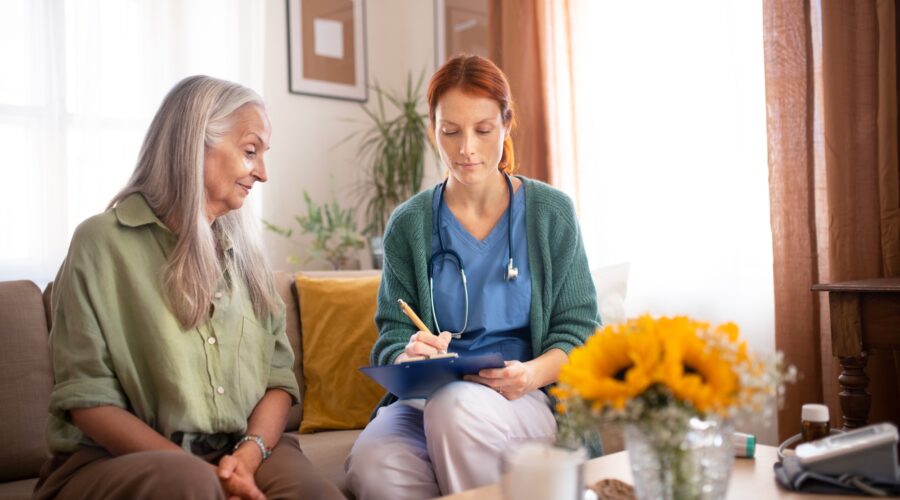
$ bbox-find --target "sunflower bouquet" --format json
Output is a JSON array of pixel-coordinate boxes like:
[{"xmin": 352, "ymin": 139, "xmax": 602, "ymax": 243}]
[{"xmin": 553, "ymin": 315, "xmax": 793, "ymax": 499}]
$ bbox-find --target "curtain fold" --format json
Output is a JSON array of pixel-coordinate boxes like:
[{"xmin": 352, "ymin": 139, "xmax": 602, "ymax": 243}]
[
  {"xmin": 821, "ymin": 1, "xmax": 882, "ymax": 282},
  {"xmin": 488, "ymin": 0, "xmax": 552, "ymax": 183},
  {"xmin": 763, "ymin": 0, "xmax": 824, "ymax": 441},
  {"xmin": 878, "ymin": 0, "xmax": 900, "ymax": 276},
  {"xmin": 538, "ymin": 0, "xmax": 580, "ymax": 204},
  {"xmin": 764, "ymin": 0, "xmax": 899, "ymax": 440}
]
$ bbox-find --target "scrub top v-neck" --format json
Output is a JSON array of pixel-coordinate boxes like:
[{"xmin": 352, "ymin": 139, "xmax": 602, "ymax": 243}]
[{"xmin": 430, "ymin": 182, "xmax": 532, "ymax": 362}]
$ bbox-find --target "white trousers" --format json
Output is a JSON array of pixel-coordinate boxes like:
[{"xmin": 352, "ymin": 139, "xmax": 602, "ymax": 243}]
[{"xmin": 345, "ymin": 381, "xmax": 557, "ymax": 500}]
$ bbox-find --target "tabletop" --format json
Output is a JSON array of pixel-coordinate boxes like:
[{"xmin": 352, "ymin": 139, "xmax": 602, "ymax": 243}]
[{"xmin": 440, "ymin": 445, "xmax": 866, "ymax": 499}]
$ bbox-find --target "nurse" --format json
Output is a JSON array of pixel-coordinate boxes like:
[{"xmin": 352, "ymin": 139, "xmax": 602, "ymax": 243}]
[{"xmin": 346, "ymin": 55, "xmax": 600, "ymax": 499}]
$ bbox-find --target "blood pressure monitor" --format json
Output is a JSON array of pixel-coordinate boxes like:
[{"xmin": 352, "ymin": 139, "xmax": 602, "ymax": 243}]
[{"xmin": 795, "ymin": 423, "xmax": 899, "ymax": 481}]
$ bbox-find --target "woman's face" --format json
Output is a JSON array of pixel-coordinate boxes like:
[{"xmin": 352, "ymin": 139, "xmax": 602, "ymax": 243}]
[
  {"xmin": 434, "ymin": 88, "xmax": 507, "ymax": 187},
  {"xmin": 203, "ymin": 104, "xmax": 271, "ymax": 221}
]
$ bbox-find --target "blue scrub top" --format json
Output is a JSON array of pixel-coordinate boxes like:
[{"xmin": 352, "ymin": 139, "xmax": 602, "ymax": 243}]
[{"xmin": 430, "ymin": 182, "xmax": 532, "ymax": 362}]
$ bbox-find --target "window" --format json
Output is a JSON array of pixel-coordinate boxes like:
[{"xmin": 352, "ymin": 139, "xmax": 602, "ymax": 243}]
[
  {"xmin": 2, "ymin": 0, "xmax": 264, "ymax": 285},
  {"xmin": 569, "ymin": 0, "xmax": 773, "ymax": 348}
]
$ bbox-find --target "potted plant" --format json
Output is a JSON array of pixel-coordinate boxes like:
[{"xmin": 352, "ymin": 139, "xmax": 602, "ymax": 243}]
[
  {"xmin": 344, "ymin": 72, "xmax": 437, "ymax": 268},
  {"xmin": 264, "ymin": 191, "xmax": 366, "ymax": 270}
]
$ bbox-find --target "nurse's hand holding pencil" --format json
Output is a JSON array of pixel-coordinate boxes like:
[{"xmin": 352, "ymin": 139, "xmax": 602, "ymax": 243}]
[{"xmin": 395, "ymin": 299, "xmax": 452, "ymax": 363}]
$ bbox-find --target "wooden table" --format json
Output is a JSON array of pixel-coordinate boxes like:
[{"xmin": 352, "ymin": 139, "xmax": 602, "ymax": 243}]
[
  {"xmin": 441, "ymin": 445, "xmax": 865, "ymax": 499},
  {"xmin": 812, "ymin": 278, "xmax": 900, "ymax": 429}
]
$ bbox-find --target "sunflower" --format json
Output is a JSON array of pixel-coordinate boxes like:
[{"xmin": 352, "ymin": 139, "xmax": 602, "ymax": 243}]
[
  {"xmin": 554, "ymin": 314, "xmax": 790, "ymax": 435},
  {"xmin": 713, "ymin": 321, "xmax": 750, "ymax": 363},
  {"xmin": 656, "ymin": 317, "xmax": 739, "ymax": 414},
  {"xmin": 558, "ymin": 319, "xmax": 662, "ymax": 410}
]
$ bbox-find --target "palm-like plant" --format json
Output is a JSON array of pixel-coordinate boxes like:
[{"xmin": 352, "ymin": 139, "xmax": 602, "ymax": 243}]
[{"xmin": 348, "ymin": 72, "xmax": 437, "ymax": 236}]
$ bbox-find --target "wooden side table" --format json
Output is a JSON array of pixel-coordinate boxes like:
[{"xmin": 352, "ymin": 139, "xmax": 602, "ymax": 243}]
[{"xmin": 812, "ymin": 278, "xmax": 900, "ymax": 429}]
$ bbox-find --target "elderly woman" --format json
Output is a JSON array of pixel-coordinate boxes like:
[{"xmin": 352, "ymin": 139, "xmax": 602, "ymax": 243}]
[{"xmin": 34, "ymin": 76, "xmax": 343, "ymax": 500}]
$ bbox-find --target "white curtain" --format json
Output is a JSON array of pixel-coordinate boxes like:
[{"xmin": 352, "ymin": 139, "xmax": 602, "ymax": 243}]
[
  {"xmin": 0, "ymin": 0, "xmax": 265, "ymax": 285},
  {"xmin": 565, "ymin": 1, "xmax": 774, "ymax": 349},
  {"xmin": 562, "ymin": 0, "xmax": 775, "ymax": 443}
]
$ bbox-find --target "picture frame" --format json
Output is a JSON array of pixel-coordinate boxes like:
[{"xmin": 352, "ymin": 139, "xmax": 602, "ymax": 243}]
[
  {"xmin": 434, "ymin": 0, "xmax": 490, "ymax": 66},
  {"xmin": 287, "ymin": 0, "xmax": 368, "ymax": 102}
]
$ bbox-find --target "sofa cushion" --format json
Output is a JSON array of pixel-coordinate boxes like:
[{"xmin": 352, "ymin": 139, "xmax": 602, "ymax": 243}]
[
  {"xmin": 273, "ymin": 271, "xmax": 304, "ymax": 431},
  {"xmin": 42, "ymin": 283, "xmax": 53, "ymax": 331},
  {"xmin": 296, "ymin": 273, "xmax": 385, "ymax": 433},
  {"xmin": 294, "ymin": 429, "xmax": 361, "ymax": 498},
  {"xmin": 0, "ymin": 477, "xmax": 39, "ymax": 500},
  {"xmin": 0, "ymin": 281, "xmax": 53, "ymax": 482}
]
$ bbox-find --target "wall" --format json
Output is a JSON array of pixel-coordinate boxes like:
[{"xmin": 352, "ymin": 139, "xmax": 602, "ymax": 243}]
[{"xmin": 261, "ymin": 0, "xmax": 442, "ymax": 271}]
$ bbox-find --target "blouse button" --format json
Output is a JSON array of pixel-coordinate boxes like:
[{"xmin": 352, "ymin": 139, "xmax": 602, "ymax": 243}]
[
  {"xmin": 214, "ymin": 292, "xmax": 223, "ymax": 299},
  {"xmin": 207, "ymin": 337, "xmax": 216, "ymax": 345},
  {"xmin": 216, "ymin": 386, "xmax": 225, "ymax": 395}
]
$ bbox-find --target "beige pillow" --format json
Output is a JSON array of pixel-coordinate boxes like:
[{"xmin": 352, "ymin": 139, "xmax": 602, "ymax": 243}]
[
  {"xmin": 296, "ymin": 275, "xmax": 386, "ymax": 433},
  {"xmin": 591, "ymin": 262, "xmax": 630, "ymax": 325}
]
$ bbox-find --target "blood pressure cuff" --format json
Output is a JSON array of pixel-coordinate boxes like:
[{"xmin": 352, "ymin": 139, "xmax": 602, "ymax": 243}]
[{"xmin": 774, "ymin": 457, "xmax": 900, "ymax": 496}]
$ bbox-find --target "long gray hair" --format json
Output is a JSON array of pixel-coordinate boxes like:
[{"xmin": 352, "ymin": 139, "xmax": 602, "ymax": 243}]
[{"xmin": 110, "ymin": 75, "xmax": 279, "ymax": 330}]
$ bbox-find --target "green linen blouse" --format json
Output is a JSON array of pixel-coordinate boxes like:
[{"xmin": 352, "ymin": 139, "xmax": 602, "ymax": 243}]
[{"xmin": 46, "ymin": 193, "xmax": 299, "ymax": 455}]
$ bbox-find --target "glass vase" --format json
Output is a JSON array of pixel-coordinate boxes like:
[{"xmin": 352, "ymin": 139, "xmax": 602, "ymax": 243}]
[{"xmin": 623, "ymin": 417, "xmax": 734, "ymax": 500}]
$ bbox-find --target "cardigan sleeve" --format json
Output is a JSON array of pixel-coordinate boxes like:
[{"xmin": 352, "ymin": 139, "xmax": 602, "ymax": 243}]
[
  {"xmin": 539, "ymin": 194, "xmax": 601, "ymax": 354},
  {"xmin": 371, "ymin": 211, "xmax": 425, "ymax": 366}
]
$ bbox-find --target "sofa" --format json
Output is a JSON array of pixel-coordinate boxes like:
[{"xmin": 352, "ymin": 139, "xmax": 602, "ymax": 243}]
[
  {"xmin": 0, "ymin": 270, "xmax": 375, "ymax": 500},
  {"xmin": 0, "ymin": 267, "xmax": 626, "ymax": 499}
]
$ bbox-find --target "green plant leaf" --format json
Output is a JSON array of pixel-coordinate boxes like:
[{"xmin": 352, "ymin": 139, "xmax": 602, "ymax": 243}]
[
  {"xmin": 341, "ymin": 71, "xmax": 438, "ymax": 236},
  {"xmin": 266, "ymin": 189, "xmax": 365, "ymax": 270},
  {"xmin": 262, "ymin": 220, "xmax": 293, "ymax": 238}
]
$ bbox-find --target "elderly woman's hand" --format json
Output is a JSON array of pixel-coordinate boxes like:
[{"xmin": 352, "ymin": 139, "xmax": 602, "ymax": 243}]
[
  {"xmin": 216, "ymin": 452, "xmax": 265, "ymax": 500},
  {"xmin": 395, "ymin": 330, "xmax": 452, "ymax": 363},
  {"xmin": 464, "ymin": 360, "xmax": 536, "ymax": 400}
]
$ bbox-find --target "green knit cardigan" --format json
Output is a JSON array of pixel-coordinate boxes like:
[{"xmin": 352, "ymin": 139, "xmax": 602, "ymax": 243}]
[{"xmin": 372, "ymin": 176, "xmax": 600, "ymax": 368}]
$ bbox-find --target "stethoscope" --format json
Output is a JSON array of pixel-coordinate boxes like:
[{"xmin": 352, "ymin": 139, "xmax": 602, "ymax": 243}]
[{"xmin": 428, "ymin": 173, "xmax": 519, "ymax": 339}]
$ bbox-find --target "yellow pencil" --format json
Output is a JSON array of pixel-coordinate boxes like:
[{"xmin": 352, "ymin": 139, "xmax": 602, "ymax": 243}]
[{"xmin": 397, "ymin": 299, "xmax": 432, "ymax": 335}]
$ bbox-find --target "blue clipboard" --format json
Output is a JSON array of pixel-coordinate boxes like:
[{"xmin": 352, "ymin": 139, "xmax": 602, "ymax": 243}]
[{"xmin": 359, "ymin": 352, "xmax": 505, "ymax": 399}]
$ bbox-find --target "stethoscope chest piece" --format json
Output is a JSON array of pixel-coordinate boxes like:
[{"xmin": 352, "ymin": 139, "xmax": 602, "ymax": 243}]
[{"xmin": 505, "ymin": 259, "xmax": 518, "ymax": 281}]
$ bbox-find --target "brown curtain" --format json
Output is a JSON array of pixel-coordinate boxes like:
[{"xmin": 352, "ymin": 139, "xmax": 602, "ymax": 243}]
[
  {"xmin": 488, "ymin": 0, "xmax": 553, "ymax": 183},
  {"xmin": 764, "ymin": 0, "xmax": 899, "ymax": 440}
]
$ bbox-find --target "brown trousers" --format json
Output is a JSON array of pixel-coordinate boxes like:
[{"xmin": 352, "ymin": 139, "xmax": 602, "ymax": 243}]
[{"xmin": 33, "ymin": 435, "xmax": 344, "ymax": 500}]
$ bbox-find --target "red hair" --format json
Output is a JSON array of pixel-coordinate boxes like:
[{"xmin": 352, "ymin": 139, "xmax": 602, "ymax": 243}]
[{"xmin": 427, "ymin": 55, "xmax": 517, "ymax": 174}]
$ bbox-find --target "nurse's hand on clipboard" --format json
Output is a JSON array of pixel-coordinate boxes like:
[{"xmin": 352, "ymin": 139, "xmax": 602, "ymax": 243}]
[
  {"xmin": 395, "ymin": 299, "xmax": 453, "ymax": 363},
  {"xmin": 395, "ymin": 330, "xmax": 453, "ymax": 364},
  {"xmin": 465, "ymin": 361, "xmax": 536, "ymax": 401}
]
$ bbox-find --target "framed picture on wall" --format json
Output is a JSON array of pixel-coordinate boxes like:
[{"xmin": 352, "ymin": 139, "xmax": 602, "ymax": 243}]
[
  {"xmin": 287, "ymin": 0, "xmax": 367, "ymax": 102},
  {"xmin": 434, "ymin": 0, "xmax": 490, "ymax": 65}
]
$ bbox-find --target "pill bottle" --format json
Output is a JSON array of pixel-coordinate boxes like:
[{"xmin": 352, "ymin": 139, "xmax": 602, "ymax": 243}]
[
  {"xmin": 801, "ymin": 404, "xmax": 830, "ymax": 443},
  {"xmin": 732, "ymin": 432, "xmax": 756, "ymax": 458}
]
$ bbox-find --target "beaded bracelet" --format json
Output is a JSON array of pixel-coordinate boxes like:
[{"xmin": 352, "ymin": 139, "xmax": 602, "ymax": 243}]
[{"xmin": 233, "ymin": 434, "xmax": 272, "ymax": 461}]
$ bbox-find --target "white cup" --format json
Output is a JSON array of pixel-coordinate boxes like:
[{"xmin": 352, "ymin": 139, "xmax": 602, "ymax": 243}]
[{"xmin": 499, "ymin": 442, "xmax": 586, "ymax": 500}]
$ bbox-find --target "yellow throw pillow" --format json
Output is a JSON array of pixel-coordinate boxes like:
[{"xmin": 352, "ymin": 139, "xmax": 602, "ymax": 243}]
[{"xmin": 296, "ymin": 274, "xmax": 385, "ymax": 433}]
